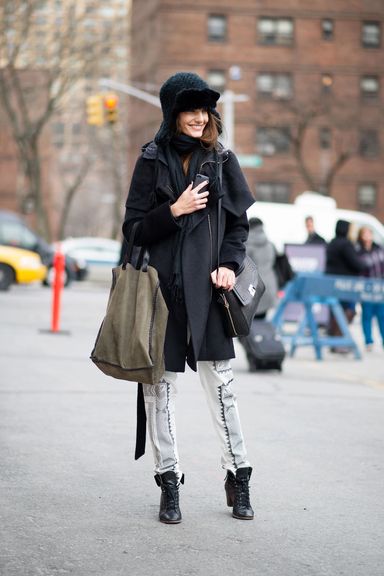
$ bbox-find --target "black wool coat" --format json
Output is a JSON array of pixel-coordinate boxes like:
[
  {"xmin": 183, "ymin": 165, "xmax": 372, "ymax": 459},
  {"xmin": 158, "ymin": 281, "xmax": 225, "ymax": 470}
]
[{"xmin": 123, "ymin": 142, "xmax": 255, "ymax": 373}]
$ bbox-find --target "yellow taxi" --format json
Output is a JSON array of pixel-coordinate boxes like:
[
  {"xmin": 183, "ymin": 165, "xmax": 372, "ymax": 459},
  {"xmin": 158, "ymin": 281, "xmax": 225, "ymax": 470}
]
[{"xmin": 0, "ymin": 245, "xmax": 47, "ymax": 291}]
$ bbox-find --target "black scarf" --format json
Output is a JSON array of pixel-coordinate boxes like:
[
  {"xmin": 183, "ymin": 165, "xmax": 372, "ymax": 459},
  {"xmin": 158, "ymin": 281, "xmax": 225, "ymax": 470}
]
[{"xmin": 164, "ymin": 135, "xmax": 206, "ymax": 303}]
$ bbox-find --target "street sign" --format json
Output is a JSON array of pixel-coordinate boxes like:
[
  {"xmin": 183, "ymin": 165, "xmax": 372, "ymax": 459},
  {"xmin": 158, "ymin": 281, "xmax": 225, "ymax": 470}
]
[{"xmin": 237, "ymin": 154, "xmax": 263, "ymax": 168}]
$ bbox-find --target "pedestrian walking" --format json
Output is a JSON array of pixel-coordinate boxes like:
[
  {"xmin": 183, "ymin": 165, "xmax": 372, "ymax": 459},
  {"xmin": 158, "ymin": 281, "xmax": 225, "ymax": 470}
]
[
  {"xmin": 123, "ymin": 72, "xmax": 255, "ymax": 524},
  {"xmin": 245, "ymin": 217, "xmax": 278, "ymax": 319},
  {"xmin": 326, "ymin": 219, "xmax": 366, "ymax": 351},
  {"xmin": 356, "ymin": 226, "xmax": 384, "ymax": 351}
]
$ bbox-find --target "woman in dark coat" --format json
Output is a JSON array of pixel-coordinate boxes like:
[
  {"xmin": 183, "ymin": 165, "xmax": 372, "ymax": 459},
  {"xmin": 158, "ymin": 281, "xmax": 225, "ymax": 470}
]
[{"xmin": 123, "ymin": 72, "xmax": 255, "ymax": 524}]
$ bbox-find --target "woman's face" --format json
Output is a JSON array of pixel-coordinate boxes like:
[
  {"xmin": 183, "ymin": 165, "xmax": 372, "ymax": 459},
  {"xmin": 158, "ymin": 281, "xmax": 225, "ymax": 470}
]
[
  {"xmin": 177, "ymin": 109, "xmax": 208, "ymax": 138},
  {"xmin": 360, "ymin": 227, "xmax": 373, "ymax": 247}
]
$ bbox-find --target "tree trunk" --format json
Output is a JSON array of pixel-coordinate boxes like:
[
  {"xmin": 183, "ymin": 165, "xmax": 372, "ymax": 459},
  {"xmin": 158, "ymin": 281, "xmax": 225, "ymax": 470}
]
[
  {"xmin": 25, "ymin": 139, "xmax": 51, "ymax": 241},
  {"xmin": 57, "ymin": 158, "xmax": 91, "ymax": 240},
  {"xmin": 321, "ymin": 152, "xmax": 352, "ymax": 198},
  {"xmin": 108, "ymin": 126, "xmax": 125, "ymax": 240},
  {"xmin": 291, "ymin": 123, "xmax": 319, "ymax": 193}
]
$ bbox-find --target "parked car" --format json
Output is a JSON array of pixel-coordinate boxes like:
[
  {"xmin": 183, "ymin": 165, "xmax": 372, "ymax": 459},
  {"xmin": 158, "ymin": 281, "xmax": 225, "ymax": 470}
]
[
  {"xmin": 0, "ymin": 210, "xmax": 88, "ymax": 286},
  {"xmin": 0, "ymin": 245, "xmax": 47, "ymax": 291},
  {"xmin": 59, "ymin": 237, "xmax": 121, "ymax": 267}
]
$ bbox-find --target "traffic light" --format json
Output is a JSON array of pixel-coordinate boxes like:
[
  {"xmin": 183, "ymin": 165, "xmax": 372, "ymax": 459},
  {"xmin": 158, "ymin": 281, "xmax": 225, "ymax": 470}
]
[
  {"xmin": 86, "ymin": 94, "xmax": 104, "ymax": 126},
  {"xmin": 103, "ymin": 93, "xmax": 118, "ymax": 124}
]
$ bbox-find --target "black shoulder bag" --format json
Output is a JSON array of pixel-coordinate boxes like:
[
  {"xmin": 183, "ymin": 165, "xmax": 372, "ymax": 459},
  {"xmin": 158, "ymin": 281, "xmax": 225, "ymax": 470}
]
[{"xmin": 216, "ymin": 156, "xmax": 265, "ymax": 337}]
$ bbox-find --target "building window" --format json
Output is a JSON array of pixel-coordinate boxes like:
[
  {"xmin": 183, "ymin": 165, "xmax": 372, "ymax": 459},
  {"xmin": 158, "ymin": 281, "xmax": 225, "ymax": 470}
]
[
  {"xmin": 357, "ymin": 183, "xmax": 377, "ymax": 209},
  {"xmin": 319, "ymin": 127, "xmax": 332, "ymax": 149},
  {"xmin": 359, "ymin": 130, "xmax": 380, "ymax": 157},
  {"xmin": 256, "ymin": 73, "xmax": 293, "ymax": 99},
  {"xmin": 207, "ymin": 69, "xmax": 226, "ymax": 93},
  {"xmin": 256, "ymin": 127, "xmax": 291, "ymax": 155},
  {"xmin": 258, "ymin": 17, "xmax": 294, "ymax": 46},
  {"xmin": 322, "ymin": 19, "xmax": 334, "ymax": 40},
  {"xmin": 208, "ymin": 14, "xmax": 227, "ymax": 42},
  {"xmin": 360, "ymin": 76, "xmax": 379, "ymax": 99},
  {"xmin": 229, "ymin": 65, "xmax": 242, "ymax": 81},
  {"xmin": 256, "ymin": 182, "xmax": 291, "ymax": 202},
  {"xmin": 362, "ymin": 21, "xmax": 381, "ymax": 47}
]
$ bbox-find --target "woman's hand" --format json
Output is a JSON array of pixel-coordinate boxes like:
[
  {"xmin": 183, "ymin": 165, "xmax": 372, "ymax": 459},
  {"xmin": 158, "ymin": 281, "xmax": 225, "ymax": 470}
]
[
  {"xmin": 170, "ymin": 181, "xmax": 209, "ymax": 218},
  {"xmin": 211, "ymin": 267, "xmax": 236, "ymax": 291}
]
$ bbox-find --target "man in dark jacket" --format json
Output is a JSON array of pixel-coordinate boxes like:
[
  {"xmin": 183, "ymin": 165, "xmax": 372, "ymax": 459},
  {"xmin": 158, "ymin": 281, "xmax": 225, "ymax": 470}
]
[
  {"xmin": 326, "ymin": 219, "xmax": 366, "ymax": 346},
  {"xmin": 304, "ymin": 215, "xmax": 326, "ymax": 245}
]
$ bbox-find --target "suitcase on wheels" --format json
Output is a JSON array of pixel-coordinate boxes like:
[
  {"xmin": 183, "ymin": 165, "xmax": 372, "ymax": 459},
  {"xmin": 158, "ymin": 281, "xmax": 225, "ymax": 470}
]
[{"xmin": 241, "ymin": 320, "xmax": 285, "ymax": 372}]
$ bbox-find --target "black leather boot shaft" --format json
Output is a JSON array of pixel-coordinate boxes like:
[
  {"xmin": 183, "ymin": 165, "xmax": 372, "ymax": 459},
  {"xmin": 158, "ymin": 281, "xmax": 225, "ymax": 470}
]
[
  {"xmin": 155, "ymin": 471, "xmax": 184, "ymax": 524},
  {"xmin": 225, "ymin": 467, "xmax": 254, "ymax": 520}
]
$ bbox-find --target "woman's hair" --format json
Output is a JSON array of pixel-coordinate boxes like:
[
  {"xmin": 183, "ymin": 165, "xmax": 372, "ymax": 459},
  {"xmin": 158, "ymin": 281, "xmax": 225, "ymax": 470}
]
[{"xmin": 200, "ymin": 111, "xmax": 221, "ymax": 149}]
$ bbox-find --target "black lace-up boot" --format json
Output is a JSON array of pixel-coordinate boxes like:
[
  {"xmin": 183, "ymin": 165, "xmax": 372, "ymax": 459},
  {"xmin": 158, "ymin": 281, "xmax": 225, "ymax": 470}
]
[
  {"xmin": 225, "ymin": 467, "xmax": 254, "ymax": 520},
  {"xmin": 154, "ymin": 471, "xmax": 184, "ymax": 524}
]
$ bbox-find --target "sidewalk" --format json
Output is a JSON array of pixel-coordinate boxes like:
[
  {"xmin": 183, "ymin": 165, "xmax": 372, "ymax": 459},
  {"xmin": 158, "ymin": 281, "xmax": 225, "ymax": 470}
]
[{"xmin": 0, "ymin": 283, "xmax": 383, "ymax": 576}]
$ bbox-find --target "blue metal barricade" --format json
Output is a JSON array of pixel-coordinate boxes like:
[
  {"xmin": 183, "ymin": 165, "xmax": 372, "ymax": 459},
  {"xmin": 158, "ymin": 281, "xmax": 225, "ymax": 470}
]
[{"xmin": 271, "ymin": 273, "xmax": 384, "ymax": 360}]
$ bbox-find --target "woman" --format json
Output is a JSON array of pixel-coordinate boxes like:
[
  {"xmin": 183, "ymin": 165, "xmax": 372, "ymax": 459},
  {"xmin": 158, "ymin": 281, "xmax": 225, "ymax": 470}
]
[
  {"xmin": 123, "ymin": 72, "xmax": 255, "ymax": 524},
  {"xmin": 356, "ymin": 226, "xmax": 384, "ymax": 351}
]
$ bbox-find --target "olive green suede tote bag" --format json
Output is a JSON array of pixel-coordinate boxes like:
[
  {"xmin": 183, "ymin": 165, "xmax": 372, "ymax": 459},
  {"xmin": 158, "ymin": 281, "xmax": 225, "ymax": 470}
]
[{"xmin": 90, "ymin": 224, "xmax": 168, "ymax": 384}]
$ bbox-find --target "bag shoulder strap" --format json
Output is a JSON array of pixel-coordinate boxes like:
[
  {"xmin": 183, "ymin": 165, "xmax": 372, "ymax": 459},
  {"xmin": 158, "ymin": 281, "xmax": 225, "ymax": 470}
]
[{"xmin": 217, "ymin": 154, "xmax": 223, "ymax": 270}]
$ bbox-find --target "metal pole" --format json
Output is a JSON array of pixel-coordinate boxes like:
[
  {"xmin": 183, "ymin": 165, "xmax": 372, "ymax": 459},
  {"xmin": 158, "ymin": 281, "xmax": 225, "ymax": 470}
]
[
  {"xmin": 222, "ymin": 90, "xmax": 234, "ymax": 149},
  {"xmin": 99, "ymin": 79, "xmax": 249, "ymax": 152},
  {"xmin": 99, "ymin": 78, "xmax": 161, "ymax": 108},
  {"xmin": 220, "ymin": 90, "xmax": 249, "ymax": 151}
]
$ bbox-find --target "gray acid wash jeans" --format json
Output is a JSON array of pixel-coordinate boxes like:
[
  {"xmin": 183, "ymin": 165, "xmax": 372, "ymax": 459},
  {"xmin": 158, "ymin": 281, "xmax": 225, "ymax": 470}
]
[{"xmin": 142, "ymin": 360, "xmax": 251, "ymax": 479}]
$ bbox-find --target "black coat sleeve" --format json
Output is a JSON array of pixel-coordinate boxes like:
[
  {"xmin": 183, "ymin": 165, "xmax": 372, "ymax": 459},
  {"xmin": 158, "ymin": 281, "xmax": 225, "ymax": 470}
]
[
  {"xmin": 219, "ymin": 150, "xmax": 253, "ymax": 272},
  {"xmin": 221, "ymin": 151, "xmax": 255, "ymax": 217},
  {"xmin": 122, "ymin": 156, "xmax": 181, "ymax": 246},
  {"xmin": 220, "ymin": 211, "xmax": 249, "ymax": 273},
  {"xmin": 343, "ymin": 241, "xmax": 367, "ymax": 274}
]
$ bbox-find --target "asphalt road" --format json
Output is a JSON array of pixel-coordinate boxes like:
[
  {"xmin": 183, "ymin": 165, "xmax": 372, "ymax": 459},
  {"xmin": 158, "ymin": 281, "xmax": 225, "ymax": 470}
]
[{"xmin": 1, "ymin": 281, "xmax": 383, "ymax": 576}]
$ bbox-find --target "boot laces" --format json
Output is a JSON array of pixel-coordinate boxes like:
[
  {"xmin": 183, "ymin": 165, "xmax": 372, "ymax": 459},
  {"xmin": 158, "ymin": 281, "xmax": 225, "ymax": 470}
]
[
  {"xmin": 162, "ymin": 484, "xmax": 179, "ymax": 511},
  {"xmin": 235, "ymin": 478, "xmax": 250, "ymax": 508}
]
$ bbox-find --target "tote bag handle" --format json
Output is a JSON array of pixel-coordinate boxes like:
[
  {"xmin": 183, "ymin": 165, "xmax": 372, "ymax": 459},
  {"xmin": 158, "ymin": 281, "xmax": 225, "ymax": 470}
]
[{"xmin": 122, "ymin": 221, "xmax": 147, "ymax": 270}]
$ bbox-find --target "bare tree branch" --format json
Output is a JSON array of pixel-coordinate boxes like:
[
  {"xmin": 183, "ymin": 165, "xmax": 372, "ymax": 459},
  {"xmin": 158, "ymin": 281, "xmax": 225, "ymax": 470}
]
[
  {"xmin": 0, "ymin": 0, "xmax": 127, "ymax": 239},
  {"xmin": 58, "ymin": 156, "xmax": 93, "ymax": 240},
  {"xmin": 254, "ymin": 93, "xmax": 378, "ymax": 196}
]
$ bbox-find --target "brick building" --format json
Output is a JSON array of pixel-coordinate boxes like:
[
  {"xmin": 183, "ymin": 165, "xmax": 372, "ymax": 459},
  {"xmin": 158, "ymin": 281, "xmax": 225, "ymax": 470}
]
[{"xmin": 129, "ymin": 0, "xmax": 384, "ymax": 222}]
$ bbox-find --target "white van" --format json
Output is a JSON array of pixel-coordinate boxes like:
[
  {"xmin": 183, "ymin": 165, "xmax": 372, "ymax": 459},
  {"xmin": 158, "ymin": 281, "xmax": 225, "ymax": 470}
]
[{"xmin": 246, "ymin": 192, "xmax": 384, "ymax": 252}]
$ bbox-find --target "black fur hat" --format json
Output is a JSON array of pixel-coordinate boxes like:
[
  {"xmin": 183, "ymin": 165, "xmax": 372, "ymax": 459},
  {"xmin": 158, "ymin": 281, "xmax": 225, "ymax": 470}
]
[{"xmin": 154, "ymin": 72, "xmax": 221, "ymax": 144}]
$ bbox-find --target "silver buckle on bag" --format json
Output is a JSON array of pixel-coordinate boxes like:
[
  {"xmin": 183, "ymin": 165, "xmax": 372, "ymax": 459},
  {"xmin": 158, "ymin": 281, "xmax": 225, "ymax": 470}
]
[{"xmin": 248, "ymin": 284, "xmax": 256, "ymax": 297}]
